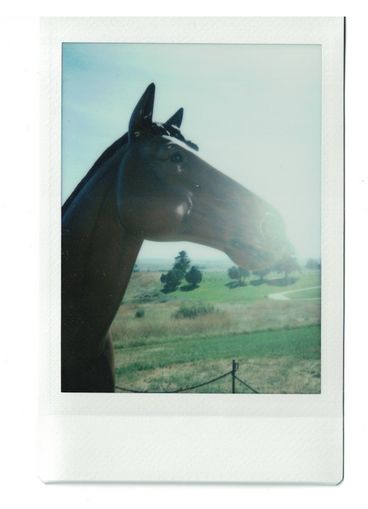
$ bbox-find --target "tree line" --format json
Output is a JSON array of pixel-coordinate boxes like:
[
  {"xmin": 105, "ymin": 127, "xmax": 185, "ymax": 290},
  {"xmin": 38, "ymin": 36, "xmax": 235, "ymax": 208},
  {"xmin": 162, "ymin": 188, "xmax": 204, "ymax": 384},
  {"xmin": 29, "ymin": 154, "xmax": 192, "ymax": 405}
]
[
  {"xmin": 151, "ymin": 252, "xmax": 319, "ymax": 293},
  {"xmin": 227, "ymin": 257, "xmax": 300, "ymax": 287}
]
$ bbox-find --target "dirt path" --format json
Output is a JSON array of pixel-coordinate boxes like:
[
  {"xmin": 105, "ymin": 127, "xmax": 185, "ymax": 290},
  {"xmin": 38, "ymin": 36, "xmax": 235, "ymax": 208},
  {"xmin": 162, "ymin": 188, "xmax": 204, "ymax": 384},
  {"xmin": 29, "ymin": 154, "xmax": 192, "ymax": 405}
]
[{"xmin": 268, "ymin": 286, "xmax": 321, "ymax": 301}]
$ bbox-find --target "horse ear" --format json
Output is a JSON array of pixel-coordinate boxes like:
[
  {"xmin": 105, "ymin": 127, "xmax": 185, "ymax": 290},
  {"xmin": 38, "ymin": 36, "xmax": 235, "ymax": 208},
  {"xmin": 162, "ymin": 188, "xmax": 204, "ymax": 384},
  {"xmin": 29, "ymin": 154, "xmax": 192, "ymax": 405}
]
[
  {"xmin": 128, "ymin": 83, "xmax": 155, "ymax": 142},
  {"xmin": 166, "ymin": 108, "xmax": 184, "ymax": 128}
]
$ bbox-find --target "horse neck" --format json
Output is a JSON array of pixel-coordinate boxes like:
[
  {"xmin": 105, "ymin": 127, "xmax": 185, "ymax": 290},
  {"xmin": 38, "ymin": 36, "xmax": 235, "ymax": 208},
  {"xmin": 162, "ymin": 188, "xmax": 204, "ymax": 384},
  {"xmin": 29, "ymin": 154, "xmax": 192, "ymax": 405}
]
[{"xmin": 62, "ymin": 153, "xmax": 143, "ymax": 356}]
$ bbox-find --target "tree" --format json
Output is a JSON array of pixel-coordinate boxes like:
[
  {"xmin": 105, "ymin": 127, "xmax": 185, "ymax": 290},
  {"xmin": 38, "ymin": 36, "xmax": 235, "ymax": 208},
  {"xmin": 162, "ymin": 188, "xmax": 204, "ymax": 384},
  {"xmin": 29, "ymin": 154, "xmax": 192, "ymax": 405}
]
[
  {"xmin": 305, "ymin": 258, "xmax": 321, "ymax": 270},
  {"xmin": 238, "ymin": 267, "xmax": 250, "ymax": 283},
  {"xmin": 185, "ymin": 266, "xmax": 203, "ymax": 288},
  {"xmin": 274, "ymin": 257, "xmax": 300, "ymax": 282},
  {"xmin": 228, "ymin": 266, "xmax": 250, "ymax": 286},
  {"xmin": 228, "ymin": 266, "xmax": 241, "ymax": 282},
  {"xmin": 173, "ymin": 250, "xmax": 191, "ymax": 278},
  {"xmin": 253, "ymin": 267, "xmax": 270, "ymax": 282},
  {"xmin": 160, "ymin": 251, "xmax": 196, "ymax": 292},
  {"xmin": 160, "ymin": 268, "xmax": 183, "ymax": 292}
]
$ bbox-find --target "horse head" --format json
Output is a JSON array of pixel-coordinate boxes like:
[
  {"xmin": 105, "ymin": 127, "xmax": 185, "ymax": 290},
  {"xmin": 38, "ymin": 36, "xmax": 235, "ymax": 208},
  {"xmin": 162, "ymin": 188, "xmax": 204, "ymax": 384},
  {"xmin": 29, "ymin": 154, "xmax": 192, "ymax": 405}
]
[
  {"xmin": 62, "ymin": 83, "xmax": 297, "ymax": 392},
  {"xmin": 117, "ymin": 83, "xmax": 294, "ymax": 271}
]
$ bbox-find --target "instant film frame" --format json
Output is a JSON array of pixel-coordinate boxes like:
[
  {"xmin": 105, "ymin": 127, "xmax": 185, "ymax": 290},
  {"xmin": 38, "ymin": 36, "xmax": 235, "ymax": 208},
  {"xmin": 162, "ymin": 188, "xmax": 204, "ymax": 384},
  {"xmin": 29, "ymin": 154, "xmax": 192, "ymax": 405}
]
[{"xmin": 39, "ymin": 17, "xmax": 344, "ymax": 483}]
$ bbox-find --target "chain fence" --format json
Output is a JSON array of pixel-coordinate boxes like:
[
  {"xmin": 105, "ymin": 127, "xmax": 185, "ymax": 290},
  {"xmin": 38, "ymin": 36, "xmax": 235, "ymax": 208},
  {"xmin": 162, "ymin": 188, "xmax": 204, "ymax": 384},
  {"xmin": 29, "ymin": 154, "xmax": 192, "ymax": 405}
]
[{"xmin": 115, "ymin": 360, "xmax": 259, "ymax": 394}]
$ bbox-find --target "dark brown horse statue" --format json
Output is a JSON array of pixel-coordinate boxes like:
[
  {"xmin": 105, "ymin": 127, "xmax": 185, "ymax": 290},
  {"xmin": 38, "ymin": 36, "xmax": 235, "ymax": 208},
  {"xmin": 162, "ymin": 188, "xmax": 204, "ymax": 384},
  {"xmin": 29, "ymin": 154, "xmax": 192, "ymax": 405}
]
[{"xmin": 62, "ymin": 83, "xmax": 293, "ymax": 392}]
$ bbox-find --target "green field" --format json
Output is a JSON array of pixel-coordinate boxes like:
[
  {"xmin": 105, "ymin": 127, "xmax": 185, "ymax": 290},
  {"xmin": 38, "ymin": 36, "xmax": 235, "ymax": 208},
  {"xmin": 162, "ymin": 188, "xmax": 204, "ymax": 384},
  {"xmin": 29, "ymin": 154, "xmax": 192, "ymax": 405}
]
[
  {"xmin": 288, "ymin": 287, "xmax": 321, "ymax": 300},
  {"xmin": 111, "ymin": 269, "xmax": 321, "ymax": 393}
]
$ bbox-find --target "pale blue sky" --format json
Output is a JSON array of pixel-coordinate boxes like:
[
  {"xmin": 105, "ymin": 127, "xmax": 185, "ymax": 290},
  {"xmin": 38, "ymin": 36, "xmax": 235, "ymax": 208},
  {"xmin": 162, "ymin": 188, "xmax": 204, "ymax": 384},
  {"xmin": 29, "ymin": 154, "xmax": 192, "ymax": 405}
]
[{"xmin": 62, "ymin": 43, "xmax": 321, "ymax": 261}]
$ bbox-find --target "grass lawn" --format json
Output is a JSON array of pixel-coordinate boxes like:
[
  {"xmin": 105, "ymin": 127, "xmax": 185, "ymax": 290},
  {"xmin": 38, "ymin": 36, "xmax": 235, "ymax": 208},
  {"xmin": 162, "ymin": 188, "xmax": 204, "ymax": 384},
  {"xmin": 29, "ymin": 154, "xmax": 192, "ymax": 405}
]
[
  {"xmin": 123, "ymin": 270, "xmax": 321, "ymax": 305},
  {"xmin": 114, "ymin": 325, "xmax": 321, "ymax": 394},
  {"xmin": 288, "ymin": 287, "xmax": 321, "ymax": 300}
]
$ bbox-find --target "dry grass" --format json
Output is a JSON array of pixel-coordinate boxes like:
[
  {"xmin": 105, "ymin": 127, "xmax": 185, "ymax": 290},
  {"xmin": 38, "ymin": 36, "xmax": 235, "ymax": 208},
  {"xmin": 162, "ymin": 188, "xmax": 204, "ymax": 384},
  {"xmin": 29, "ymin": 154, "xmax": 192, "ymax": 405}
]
[
  {"xmin": 115, "ymin": 357, "xmax": 321, "ymax": 394},
  {"xmin": 111, "ymin": 298, "xmax": 320, "ymax": 348},
  {"xmin": 111, "ymin": 301, "xmax": 233, "ymax": 347}
]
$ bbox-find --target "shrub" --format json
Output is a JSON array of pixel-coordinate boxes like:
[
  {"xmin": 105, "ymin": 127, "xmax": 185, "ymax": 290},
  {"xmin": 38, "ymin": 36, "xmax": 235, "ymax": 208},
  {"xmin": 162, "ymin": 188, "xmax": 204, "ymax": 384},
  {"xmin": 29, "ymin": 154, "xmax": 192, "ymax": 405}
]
[
  {"xmin": 174, "ymin": 303, "xmax": 216, "ymax": 319},
  {"xmin": 134, "ymin": 290, "xmax": 160, "ymax": 303},
  {"xmin": 135, "ymin": 308, "xmax": 145, "ymax": 318}
]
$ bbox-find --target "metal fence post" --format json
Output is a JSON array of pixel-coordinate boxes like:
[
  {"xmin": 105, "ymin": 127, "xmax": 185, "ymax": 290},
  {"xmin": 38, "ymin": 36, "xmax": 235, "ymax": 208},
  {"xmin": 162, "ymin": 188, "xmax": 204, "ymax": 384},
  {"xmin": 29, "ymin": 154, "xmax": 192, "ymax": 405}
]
[{"xmin": 232, "ymin": 360, "xmax": 236, "ymax": 393}]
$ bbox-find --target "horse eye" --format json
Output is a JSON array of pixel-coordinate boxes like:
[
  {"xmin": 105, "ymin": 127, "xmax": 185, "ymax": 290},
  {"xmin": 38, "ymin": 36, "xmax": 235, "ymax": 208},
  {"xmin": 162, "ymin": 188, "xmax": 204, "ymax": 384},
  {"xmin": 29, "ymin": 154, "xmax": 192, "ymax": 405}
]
[{"xmin": 170, "ymin": 151, "xmax": 183, "ymax": 163}]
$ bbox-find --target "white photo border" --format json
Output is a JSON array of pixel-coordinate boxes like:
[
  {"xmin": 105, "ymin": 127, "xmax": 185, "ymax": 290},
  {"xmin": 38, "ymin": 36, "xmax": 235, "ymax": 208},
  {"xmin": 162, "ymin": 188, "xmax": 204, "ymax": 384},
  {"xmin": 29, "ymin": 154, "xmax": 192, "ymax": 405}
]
[{"xmin": 39, "ymin": 17, "xmax": 344, "ymax": 483}]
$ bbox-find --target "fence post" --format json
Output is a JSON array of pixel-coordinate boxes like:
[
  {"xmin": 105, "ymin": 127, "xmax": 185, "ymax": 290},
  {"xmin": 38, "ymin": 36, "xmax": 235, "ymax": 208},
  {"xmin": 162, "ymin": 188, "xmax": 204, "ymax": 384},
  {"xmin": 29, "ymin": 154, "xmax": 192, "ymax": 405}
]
[{"xmin": 231, "ymin": 359, "xmax": 238, "ymax": 393}]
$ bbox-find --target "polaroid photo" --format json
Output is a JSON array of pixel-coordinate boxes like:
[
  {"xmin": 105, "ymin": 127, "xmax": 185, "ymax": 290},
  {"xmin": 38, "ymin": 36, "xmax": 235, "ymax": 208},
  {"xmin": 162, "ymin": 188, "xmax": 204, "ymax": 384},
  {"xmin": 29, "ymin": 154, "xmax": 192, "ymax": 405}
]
[{"xmin": 39, "ymin": 17, "xmax": 345, "ymax": 483}]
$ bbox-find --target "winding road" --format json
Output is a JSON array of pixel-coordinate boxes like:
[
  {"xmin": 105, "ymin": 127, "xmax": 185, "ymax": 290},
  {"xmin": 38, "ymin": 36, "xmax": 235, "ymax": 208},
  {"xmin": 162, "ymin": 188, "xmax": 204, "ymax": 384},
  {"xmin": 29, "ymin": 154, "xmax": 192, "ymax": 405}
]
[{"xmin": 268, "ymin": 286, "xmax": 321, "ymax": 301}]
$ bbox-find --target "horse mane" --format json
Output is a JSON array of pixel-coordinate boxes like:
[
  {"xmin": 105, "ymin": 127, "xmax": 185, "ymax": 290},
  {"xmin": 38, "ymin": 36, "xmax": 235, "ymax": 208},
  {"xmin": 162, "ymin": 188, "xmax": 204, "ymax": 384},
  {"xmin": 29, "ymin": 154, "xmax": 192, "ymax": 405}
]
[
  {"xmin": 149, "ymin": 122, "xmax": 198, "ymax": 151},
  {"xmin": 62, "ymin": 132, "xmax": 129, "ymax": 215}
]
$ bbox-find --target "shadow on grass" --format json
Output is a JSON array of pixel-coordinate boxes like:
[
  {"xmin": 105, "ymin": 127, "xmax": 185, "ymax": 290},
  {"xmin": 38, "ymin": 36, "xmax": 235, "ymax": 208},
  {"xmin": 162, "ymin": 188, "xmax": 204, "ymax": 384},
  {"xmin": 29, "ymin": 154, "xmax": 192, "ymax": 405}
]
[
  {"xmin": 180, "ymin": 284, "xmax": 199, "ymax": 292},
  {"xmin": 267, "ymin": 277, "xmax": 298, "ymax": 287},
  {"xmin": 160, "ymin": 283, "xmax": 201, "ymax": 293},
  {"xmin": 160, "ymin": 287, "xmax": 178, "ymax": 294},
  {"xmin": 250, "ymin": 279, "xmax": 266, "ymax": 286},
  {"xmin": 225, "ymin": 281, "xmax": 247, "ymax": 289}
]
